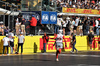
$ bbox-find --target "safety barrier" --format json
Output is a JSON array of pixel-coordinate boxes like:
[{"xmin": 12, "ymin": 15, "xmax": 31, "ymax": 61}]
[{"xmin": 0, "ymin": 36, "xmax": 99, "ymax": 54}]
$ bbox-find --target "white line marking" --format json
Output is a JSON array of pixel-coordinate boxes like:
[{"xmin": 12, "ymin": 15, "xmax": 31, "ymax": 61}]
[{"xmin": 40, "ymin": 53, "xmax": 100, "ymax": 58}]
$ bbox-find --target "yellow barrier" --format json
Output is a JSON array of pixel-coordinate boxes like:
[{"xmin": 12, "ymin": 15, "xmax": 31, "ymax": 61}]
[{"xmin": 0, "ymin": 36, "xmax": 90, "ymax": 54}]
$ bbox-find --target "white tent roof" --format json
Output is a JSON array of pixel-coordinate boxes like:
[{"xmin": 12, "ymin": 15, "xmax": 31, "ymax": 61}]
[
  {"xmin": 0, "ymin": 8, "xmax": 19, "ymax": 15},
  {"xmin": 57, "ymin": 13, "xmax": 100, "ymax": 17}
]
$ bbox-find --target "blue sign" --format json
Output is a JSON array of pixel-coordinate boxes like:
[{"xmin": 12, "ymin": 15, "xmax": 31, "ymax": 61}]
[
  {"xmin": 50, "ymin": 12, "xmax": 57, "ymax": 24},
  {"xmin": 41, "ymin": 11, "xmax": 49, "ymax": 24}
]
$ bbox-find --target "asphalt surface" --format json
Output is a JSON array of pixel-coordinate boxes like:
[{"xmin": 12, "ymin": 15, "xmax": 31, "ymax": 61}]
[{"xmin": 0, "ymin": 51, "xmax": 100, "ymax": 66}]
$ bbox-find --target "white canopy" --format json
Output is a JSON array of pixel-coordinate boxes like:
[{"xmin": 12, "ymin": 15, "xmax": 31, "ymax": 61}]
[
  {"xmin": 57, "ymin": 13, "xmax": 100, "ymax": 17},
  {"xmin": 0, "ymin": 8, "xmax": 19, "ymax": 15}
]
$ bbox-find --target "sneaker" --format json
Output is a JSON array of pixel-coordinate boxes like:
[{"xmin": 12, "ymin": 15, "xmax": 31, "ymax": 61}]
[
  {"xmin": 56, "ymin": 58, "xmax": 59, "ymax": 61},
  {"xmin": 70, "ymin": 51, "xmax": 74, "ymax": 53},
  {"xmin": 76, "ymin": 50, "xmax": 78, "ymax": 53}
]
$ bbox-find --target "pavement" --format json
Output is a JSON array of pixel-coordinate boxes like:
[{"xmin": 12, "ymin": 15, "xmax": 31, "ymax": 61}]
[{"xmin": 0, "ymin": 51, "xmax": 100, "ymax": 66}]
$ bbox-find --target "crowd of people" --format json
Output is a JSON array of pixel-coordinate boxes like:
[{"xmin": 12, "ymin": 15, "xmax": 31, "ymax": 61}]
[
  {"xmin": 55, "ymin": 15, "xmax": 100, "ymax": 36},
  {"xmin": 57, "ymin": 0, "xmax": 100, "ymax": 9}
]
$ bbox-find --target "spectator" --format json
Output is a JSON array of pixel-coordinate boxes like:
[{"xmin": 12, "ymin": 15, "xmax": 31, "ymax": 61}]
[
  {"xmin": 89, "ymin": 18, "xmax": 94, "ymax": 34},
  {"xmin": 66, "ymin": 17, "xmax": 71, "ymax": 35},
  {"xmin": 21, "ymin": 16, "xmax": 26, "ymax": 36},
  {"xmin": 95, "ymin": 18, "xmax": 99, "ymax": 35},
  {"xmin": 55, "ymin": 15, "xmax": 62, "ymax": 34},
  {"xmin": 88, "ymin": 32, "xmax": 94, "ymax": 50},
  {"xmin": 98, "ymin": 18, "xmax": 100, "ymax": 35},
  {"xmin": 0, "ymin": 22, "xmax": 4, "ymax": 35},
  {"xmin": 70, "ymin": 33, "xmax": 78, "ymax": 53},
  {"xmin": 78, "ymin": 19, "xmax": 83, "ymax": 35},
  {"xmin": 8, "ymin": 30, "xmax": 15, "ymax": 54},
  {"xmin": 62, "ymin": 18, "xmax": 67, "ymax": 35},
  {"xmin": 70, "ymin": 19, "xmax": 75, "ymax": 35},
  {"xmin": 42, "ymin": 32, "xmax": 49, "ymax": 53},
  {"xmin": 15, "ymin": 15, "xmax": 21, "ymax": 36},
  {"xmin": 2, "ymin": 34, "xmax": 10, "ymax": 56},
  {"xmin": 29, "ymin": 15, "xmax": 37, "ymax": 36},
  {"xmin": 17, "ymin": 32, "xmax": 25, "ymax": 54},
  {"xmin": 74, "ymin": 16, "xmax": 79, "ymax": 35},
  {"xmin": 4, "ymin": 26, "xmax": 9, "ymax": 35}
]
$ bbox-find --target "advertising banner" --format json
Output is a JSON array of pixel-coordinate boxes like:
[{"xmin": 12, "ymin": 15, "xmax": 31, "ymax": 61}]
[
  {"xmin": 62, "ymin": 7, "xmax": 100, "ymax": 15},
  {"xmin": 41, "ymin": 11, "xmax": 49, "ymax": 24},
  {"xmin": 50, "ymin": 12, "xmax": 57, "ymax": 24},
  {"xmin": 0, "ymin": 36, "xmax": 99, "ymax": 54}
]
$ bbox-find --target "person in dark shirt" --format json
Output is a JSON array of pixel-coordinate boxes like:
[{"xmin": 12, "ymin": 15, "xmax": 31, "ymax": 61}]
[
  {"xmin": 70, "ymin": 33, "xmax": 78, "ymax": 53},
  {"xmin": 88, "ymin": 32, "xmax": 94, "ymax": 50}
]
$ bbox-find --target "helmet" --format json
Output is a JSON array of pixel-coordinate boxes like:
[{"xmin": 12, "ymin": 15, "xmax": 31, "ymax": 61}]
[{"xmin": 58, "ymin": 30, "xmax": 63, "ymax": 34}]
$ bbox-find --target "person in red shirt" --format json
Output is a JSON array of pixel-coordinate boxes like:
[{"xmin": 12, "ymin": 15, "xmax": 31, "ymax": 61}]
[
  {"xmin": 42, "ymin": 32, "xmax": 49, "ymax": 53},
  {"xmin": 29, "ymin": 15, "xmax": 37, "ymax": 35}
]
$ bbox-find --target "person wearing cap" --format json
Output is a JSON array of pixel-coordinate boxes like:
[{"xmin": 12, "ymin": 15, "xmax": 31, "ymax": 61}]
[
  {"xmin": 88, "ymin": 32, "xmax": 94, "ymax": 50},
  {"xmin": 29, "ymin": 15, "xmax": 37, "ymax": 35},
  {"xmin": 17, "ymin": 32, "xmax": 25, "ymax": 54},
  {"xmin": 2, "ymin": 34, "xmax": 10, "ymax": 55}
]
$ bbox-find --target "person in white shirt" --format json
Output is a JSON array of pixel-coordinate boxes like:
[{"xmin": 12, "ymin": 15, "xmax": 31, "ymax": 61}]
[
  {"xmin": 74, "ymin": 17, "xmax": 79, "ymax": 35},
  {"xmin": 55, "ymin": 16, "xmax": 63, "ymax": 34},
  {"xmin": 95, "ymin": 18, "xmax": 99, "ymax": 35},
  {"xmin": 70, "ymin": 19, "xmax": 75, "ymax": 35},
  {"xmin": 8, "ymin": 30, "xmax": 15, "ymax": 54},
  {"xmin": 52, "ymin": 30, "xmax": 67, "ymax": 61},
  {"xmin": 2, "ymin": 34, "xmax": 10, "ymax": 55},
  {"xmin": 62, "ymin": 18, "xmax": 67, "ymax": 35},
  {"xmin": 17, "ymin": 32, "xmax": 25, "ymax": 54}
]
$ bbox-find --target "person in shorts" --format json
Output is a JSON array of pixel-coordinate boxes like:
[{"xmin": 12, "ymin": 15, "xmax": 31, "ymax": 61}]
[
  {"xmin": 88, "ymin": 32, "xmax": 94, "ymax": 50},
  {"xmin": 8, "ymin": 30, "xmax": 15, "ymax": 54},
  {"xmin": 52, "ymin": 30, "xmax": 67, "ymax": 61},
  {"xmin": 15, "ymin": 15, "xmax": 21, "ymax": 36},
  {"xmin": 74, "ymin": 17, "xmax": 79, "ymax": 35},
  {"xmin": 20, "ymin": 16, "xmax": 26, "ymax": 35}
]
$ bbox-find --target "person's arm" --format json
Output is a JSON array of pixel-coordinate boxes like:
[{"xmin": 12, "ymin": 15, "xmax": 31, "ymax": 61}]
[
  {"xmin": 18, "ymin": 37, "xmax": 19, "ymax": 43},
  {"xmin": 8, "ymin": 38, "xmax": 10, "ymax": 47},
  {"xmin": 8, "ymin": 41, "xmax": 10, "ymax": 47},
  {"xmin": 50, "ymin": 35, "xmax": 57, "ymax": 39},
  {"xmin": 23, "ymin": 38, "xmax": 25, "ymax": 44},
  {"xmin": 12, "ymin": 34, "xmax": 15, "ymax": 39},
  {"xmin": 63, "ymin": 36, "xmax": 67, "ymax": 47}
]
